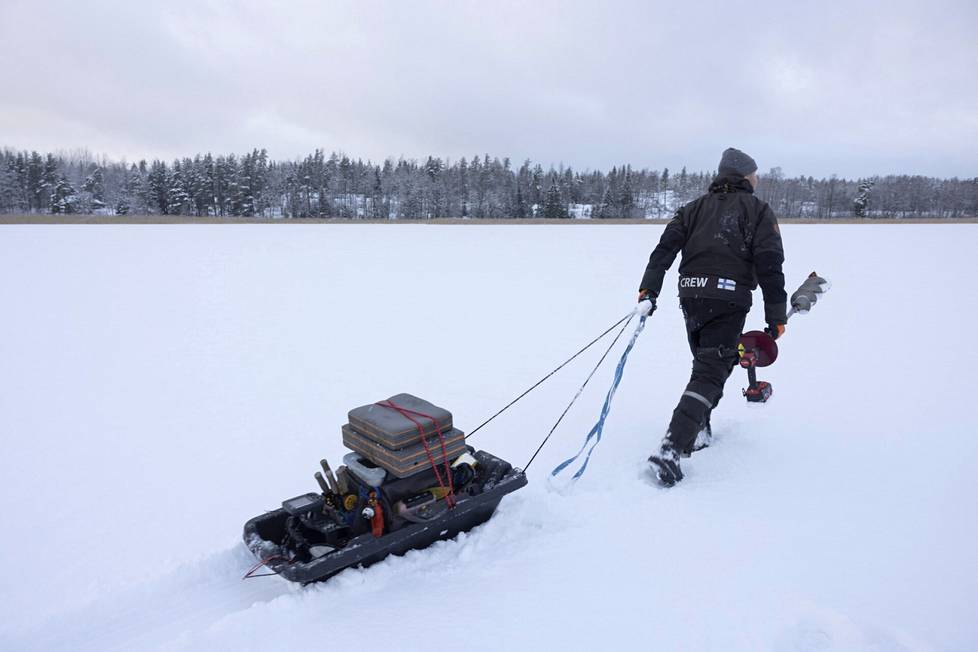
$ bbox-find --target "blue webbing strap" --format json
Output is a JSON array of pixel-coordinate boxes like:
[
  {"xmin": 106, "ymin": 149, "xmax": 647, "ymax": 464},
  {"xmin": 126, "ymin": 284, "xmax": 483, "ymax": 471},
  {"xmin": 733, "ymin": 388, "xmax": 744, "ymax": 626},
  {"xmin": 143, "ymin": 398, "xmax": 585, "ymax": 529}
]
[{"xmin": 551, "ymin": 313, "xmax": 648, "ymax": 480}]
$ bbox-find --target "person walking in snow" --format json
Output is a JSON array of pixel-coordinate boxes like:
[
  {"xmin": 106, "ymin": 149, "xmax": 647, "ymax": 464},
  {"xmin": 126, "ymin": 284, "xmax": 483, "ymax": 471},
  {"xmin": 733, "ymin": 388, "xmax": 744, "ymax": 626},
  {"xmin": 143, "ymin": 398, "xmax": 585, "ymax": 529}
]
[{"xmin": 640, "ymin": 148, "xmax": 787, "ymax": 486}]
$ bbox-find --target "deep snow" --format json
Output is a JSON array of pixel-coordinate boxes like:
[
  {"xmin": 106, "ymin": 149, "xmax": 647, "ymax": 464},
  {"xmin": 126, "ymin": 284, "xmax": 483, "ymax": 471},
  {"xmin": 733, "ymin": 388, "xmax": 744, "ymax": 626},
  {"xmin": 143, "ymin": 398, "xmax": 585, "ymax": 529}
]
[{"xmin": 0, "ymin": 224, "xmax": 976, "ymax": 651}]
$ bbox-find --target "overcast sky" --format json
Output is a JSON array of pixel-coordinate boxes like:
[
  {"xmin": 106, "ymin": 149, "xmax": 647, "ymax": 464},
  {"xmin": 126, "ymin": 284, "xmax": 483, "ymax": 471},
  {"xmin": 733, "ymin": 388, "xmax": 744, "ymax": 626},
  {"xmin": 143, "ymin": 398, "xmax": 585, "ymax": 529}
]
[{"xmin": 1, "ymin": 0, "xmax": 975, "ymax": 178}]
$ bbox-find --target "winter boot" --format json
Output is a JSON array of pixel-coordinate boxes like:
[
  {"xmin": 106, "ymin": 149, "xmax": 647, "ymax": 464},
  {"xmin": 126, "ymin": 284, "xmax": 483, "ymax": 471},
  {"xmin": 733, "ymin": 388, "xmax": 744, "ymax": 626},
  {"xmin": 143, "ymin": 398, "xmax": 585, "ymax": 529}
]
[{"xmin": 648, "ymin": 438, "xmax": 684, "ymax": 487}]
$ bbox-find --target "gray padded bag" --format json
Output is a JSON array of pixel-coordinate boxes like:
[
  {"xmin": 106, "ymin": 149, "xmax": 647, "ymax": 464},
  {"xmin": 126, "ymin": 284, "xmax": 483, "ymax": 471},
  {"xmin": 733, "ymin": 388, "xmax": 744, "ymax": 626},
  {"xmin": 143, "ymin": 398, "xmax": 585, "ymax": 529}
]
[
  {"xmin": 348, "ymin": 393, "xmax": 453, "ymax": 449},
  {"xmin": 342, "ymin": 424, "xmax": 467, "ymax": 478}
]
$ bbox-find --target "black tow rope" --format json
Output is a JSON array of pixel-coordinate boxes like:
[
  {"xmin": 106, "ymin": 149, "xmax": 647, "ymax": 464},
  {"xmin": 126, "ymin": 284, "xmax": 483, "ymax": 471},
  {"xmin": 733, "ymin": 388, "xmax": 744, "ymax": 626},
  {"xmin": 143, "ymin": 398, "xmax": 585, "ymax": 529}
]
[
  {"xmin": 465, "ymin": 312, "xmax": 632, "ymax": 442},
  {"xmin": 464, "ymin": 307, "xmax": 648, "ymax": 473},
  {"xmin": 524, "ymin": 313, "xmax": 637, "ymax": 472}
]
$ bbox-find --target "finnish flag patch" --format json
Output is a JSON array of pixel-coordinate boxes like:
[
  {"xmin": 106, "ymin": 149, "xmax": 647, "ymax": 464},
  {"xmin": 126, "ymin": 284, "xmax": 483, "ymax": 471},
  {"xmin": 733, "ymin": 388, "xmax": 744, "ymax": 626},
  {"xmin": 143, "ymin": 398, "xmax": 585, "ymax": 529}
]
[{"xmin": 717, "ymin": 278, "xmax": 736, "ymax": 291}]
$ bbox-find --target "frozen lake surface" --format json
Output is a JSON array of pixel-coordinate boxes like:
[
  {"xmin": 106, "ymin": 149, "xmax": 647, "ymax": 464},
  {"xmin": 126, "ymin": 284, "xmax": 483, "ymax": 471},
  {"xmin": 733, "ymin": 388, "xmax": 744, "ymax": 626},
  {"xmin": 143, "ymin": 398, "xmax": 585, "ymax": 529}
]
[{"xmin": 1, "ymin": 224, "xmax": 976, "ymax": 651}]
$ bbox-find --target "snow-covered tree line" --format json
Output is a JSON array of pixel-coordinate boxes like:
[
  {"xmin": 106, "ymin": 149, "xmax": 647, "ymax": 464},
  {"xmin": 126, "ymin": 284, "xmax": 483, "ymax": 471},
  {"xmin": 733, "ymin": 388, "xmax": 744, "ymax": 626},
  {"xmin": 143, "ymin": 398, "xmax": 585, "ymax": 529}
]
[{"xmin": 0, "ymin": 148, "xmax": 975, "ymax": 219}]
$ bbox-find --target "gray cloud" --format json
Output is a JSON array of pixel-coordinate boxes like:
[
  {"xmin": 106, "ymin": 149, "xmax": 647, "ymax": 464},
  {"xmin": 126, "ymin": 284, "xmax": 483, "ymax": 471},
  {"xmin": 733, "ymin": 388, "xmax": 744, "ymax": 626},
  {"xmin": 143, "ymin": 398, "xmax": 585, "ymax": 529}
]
[{"xmin": 1, "ymin": 0, "xmax": 975, "ymax": 177}]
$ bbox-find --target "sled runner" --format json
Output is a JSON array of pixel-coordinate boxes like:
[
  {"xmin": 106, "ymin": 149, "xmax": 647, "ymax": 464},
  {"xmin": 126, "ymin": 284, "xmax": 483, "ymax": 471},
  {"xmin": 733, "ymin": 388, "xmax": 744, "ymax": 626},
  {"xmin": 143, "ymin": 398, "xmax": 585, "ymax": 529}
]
[{"xmin": 243, "ymin": 395, "xmax": 526, "ymax": 583}]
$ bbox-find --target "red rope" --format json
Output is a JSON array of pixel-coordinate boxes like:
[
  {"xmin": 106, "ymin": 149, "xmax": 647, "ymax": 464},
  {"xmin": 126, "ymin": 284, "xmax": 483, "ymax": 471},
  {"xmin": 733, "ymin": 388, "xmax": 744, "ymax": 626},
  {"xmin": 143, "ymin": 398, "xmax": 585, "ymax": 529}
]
[
  {"xmin": 376, "ymin": 399, "xmax": 456, "ymax": 508},
  {"xmin": 242, "ymin": 554, "xmax": 291, "ymax": 579}
]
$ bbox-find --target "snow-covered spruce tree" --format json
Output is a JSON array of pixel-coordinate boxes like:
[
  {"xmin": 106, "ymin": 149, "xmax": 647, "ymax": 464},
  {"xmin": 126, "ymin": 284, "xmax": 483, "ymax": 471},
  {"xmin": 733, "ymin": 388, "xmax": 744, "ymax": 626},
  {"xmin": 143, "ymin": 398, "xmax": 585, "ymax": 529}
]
[
  {"xmin": 543, "ymin": 177, "xmax": 566, "ymax": 219},
  {"xmin": 168, "ymin": 162, "xmax": 193, "ymax": 215},
  {"xmin": 380, "ymin": 159, "xmax": 396, "ymax": 219},
  {"xmin": 225, "ymin": 154, "xmax": 245, "ymax": 216},
  {"xmin": 10, "ymin": 152, "xmax": 30, "ymax": 212},
  {"xmin": 294, "ymin": 153, "xmax": 311, "ymax": 218},
  {"xmin": 971, "ymin": 177, "xmax": 978, "ymax": 218},
  {"xmin": 300, "ymin": 149, "xmax": 321, "ymax": 218},
  {"xmin": 0, "ymin": 152, "xmax": 21, "ymax": 212},
  {"xmin": 424, "ymin": 156, "xmax": 444, "ymax": 219},
  {"xmin": 214, "ymin": 156, "xmax": 231, "ymax": 216},
  {"xmin": 146, "ymin": 160, "xmax": 170, "ymax": 214},
  {"xmin": 601, "ymin": 167, "xmax": 619, "ymax": 218},
  {"xmin": 321, "ymin": 152, "xmax": 339, "ymax": 217},
  {"xmin": 81, "ymin": 166, "xmax": 106, "ymax": 212},
  {"xmin": 530, "ymin": 164, "xmax": 544, "ymax": 217},
  {"xmin": 49, "ymin": 175, "xmax": 76, "ymax": 214},
  {"xmin": 594, "ymin": 187, "xmax": 612, "ymax": 219},
  {"xmin": 237, "ymin": 152, "xmax": 255, "ymax": 217},
  {"xmin": 370, "ymin": 166, "xmax": 384, "ymax": 219},
  {"xmin": 41, "ymin": 154, "xmax": 59, "ymax": 212},
  {"xmin": 486, "ymin": 155, "xmax": 506, "ymax": 218},
  {"xmin": 251, "ymin": 148, "xmax": 269, "ymax": 217},
  {"xmin": 480, "ymin": 155, "xmax": 496, "ymax": 218},
  {"xmin": 114, "ymin": 164, "xmax": 142, "ymax": 215},
  {"xmin": 24, "ymin": 152, "xmax": 44, "ymax": 212},
  {"xmin": 115, "ymin": 193, "xmax": 130, "ymax": 215},
  {"xmin": 133, "ymin": 161, "xmax": 153, "ymax": 215},
  {"xmin": 514, "ymin": 182, "xmax": 527, "ymax": 218},
  {"xmin": 0, "ymin": 156, "xmax": 19, "ymax": 213},
  {"xmin": 455, "ymin": 157, "xmax": 469, "ymax": 218},
  {"xmin": 515, "ymin": 160, "xmax": 531, "ymax": 218},
  {"xmin": 853, "ymin": 179, "xmax": 875, "ymax": 218},
  {"xmin": 464, "ymin": 155, "xmax": 479, "ymax": 217},
  {"xmin": 336, "ymin": 155, "xmax": 351, "ymax": 218},
  {"xmin": 497, "ymin": 157, "xmax": 515, "ymax": 218},
  {"xmin": 619, "ymin": 168, "xmax": 635, "ymax": 218},
  {"xmin": 191, "ymin": 155, "xmax": 211, "ymax": 216},
  {"xmin": 400, "ymin": 173, "xmax": 422, "ymax": 219}
]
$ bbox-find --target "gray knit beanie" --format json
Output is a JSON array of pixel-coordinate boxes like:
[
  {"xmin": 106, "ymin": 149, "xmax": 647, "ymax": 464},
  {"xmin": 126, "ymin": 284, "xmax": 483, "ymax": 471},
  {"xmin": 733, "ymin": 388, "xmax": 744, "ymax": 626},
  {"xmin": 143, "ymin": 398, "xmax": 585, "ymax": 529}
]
[{"xmin": 718, "ymin": 147, "xmax": 758, "ymax": 177}]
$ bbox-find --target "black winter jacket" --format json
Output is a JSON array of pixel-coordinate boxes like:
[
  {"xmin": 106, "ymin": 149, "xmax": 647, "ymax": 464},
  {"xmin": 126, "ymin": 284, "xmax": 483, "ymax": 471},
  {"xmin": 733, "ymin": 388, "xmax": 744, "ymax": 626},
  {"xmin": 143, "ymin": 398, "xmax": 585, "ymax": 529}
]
[{"xmin": 639, "ymin": 175, "xmax": 787, "ymax": 324}]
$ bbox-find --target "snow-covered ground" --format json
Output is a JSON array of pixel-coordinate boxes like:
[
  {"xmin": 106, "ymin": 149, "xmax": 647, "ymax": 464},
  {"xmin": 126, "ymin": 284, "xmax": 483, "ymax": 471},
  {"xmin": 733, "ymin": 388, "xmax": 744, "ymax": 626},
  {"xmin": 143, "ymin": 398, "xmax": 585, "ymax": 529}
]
[{"xmin": 1, "ymin": 224, "xmax": 976, "ymax": 652}]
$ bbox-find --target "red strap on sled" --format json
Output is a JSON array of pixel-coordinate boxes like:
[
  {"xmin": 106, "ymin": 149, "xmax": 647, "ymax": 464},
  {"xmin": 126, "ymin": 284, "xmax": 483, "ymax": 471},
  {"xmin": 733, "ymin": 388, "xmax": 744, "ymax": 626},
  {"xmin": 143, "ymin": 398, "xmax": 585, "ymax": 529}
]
[
  {"xmin": 370, "ymin": 500, "xmax": 385, "ymax": 537},
  {"xmin": 242, "ymin": 555, "xmax": 293, "ymax": 579},
  {"xmin": 377, "ymin": 399, "xmax": 456, "ymax": 508}
]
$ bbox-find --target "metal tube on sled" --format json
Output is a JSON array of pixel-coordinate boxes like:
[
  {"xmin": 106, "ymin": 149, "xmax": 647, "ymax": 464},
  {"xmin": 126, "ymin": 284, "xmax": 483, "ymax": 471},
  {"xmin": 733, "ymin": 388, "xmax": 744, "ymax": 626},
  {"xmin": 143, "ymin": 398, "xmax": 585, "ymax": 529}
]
[
  {"xmin": 319, "ymin": 459, "xmax": 340, "ymax": 494},
  {"xmin": 314, "ymin": 471, "xmax": 331, "ymax": 495}
]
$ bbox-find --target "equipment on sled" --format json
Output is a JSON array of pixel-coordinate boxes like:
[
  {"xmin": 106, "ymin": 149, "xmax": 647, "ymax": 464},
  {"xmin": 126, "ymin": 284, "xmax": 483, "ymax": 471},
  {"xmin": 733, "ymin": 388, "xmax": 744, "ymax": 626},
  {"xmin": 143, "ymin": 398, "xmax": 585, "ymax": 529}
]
[{"xmin": 243, "ymin": 394, "xmax": 526, "ymax": 583}]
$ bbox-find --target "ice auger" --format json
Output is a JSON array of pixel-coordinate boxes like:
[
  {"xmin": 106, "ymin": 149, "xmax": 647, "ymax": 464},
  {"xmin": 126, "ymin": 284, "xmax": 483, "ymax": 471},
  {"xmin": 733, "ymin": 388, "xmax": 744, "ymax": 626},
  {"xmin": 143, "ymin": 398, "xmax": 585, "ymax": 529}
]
[{"xmin": 738, "ymin": 272, "xmax": 830, "ymax": 403}]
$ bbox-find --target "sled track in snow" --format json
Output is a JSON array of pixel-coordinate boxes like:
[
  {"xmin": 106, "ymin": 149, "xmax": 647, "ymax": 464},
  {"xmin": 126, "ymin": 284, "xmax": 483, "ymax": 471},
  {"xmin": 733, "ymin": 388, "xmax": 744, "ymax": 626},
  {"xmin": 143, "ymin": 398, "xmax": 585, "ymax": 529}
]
[{"xmin": 0, "ymin": 545, "xmax": 297, "ymax": 652}]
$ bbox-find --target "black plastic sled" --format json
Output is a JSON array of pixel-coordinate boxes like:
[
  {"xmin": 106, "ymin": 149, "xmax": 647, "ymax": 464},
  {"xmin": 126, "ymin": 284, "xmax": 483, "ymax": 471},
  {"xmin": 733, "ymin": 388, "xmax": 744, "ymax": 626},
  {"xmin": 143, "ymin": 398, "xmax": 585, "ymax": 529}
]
[{"xmin": 243, "ymin": 449, "xmax": 527, "ymax": 583}]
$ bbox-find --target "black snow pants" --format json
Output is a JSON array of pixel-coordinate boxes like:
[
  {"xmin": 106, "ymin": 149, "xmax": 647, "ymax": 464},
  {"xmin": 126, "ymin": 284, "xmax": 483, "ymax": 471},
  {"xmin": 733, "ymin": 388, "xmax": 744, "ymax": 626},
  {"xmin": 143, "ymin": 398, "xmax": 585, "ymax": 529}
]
[{"xmin": 666, "ymin": 298, "xmax": 748, "ymax": 454}]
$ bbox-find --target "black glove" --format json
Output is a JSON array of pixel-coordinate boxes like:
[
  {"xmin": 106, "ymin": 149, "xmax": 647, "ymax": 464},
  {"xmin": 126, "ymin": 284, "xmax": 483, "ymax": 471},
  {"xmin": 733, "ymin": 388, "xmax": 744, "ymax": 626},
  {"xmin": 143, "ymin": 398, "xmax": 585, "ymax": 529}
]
[
  {"xmin": 764, "ymin": 323, "xmax": 785, "ymax": 340},
  {"xmin": 638, "ymin": 289, "xmax": 657, "ymax": 315}
]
